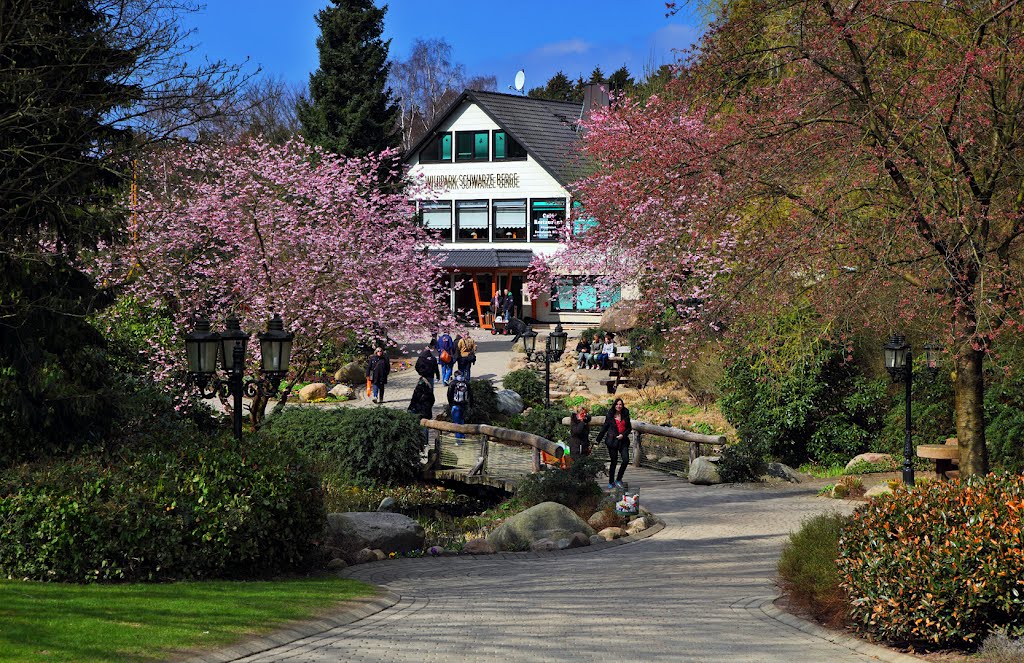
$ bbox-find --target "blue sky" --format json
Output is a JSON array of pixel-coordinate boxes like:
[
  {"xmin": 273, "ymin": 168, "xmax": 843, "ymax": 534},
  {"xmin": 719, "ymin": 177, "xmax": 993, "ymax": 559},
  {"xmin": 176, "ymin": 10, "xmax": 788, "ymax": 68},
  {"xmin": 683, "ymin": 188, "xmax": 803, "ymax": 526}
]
[{"xmin": 180, "ymin": 1, "xmax": 704, "ymax": 91}]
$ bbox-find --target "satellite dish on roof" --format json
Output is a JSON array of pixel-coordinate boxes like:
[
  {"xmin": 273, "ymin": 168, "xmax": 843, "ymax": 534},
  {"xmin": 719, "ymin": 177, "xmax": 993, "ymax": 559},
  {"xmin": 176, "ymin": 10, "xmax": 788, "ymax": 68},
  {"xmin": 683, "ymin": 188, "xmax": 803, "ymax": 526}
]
[{"xmin": 514, "ymin": 69, "xmax": 526, "ymax": 93}]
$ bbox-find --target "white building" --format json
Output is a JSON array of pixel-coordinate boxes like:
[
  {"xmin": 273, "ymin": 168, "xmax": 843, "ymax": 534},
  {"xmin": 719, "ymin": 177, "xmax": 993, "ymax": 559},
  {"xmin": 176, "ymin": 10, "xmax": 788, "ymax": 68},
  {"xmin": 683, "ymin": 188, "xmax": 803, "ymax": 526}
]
[{"xmin": 404, "ymin": 88, "xmax": 622, "ymax": 329}]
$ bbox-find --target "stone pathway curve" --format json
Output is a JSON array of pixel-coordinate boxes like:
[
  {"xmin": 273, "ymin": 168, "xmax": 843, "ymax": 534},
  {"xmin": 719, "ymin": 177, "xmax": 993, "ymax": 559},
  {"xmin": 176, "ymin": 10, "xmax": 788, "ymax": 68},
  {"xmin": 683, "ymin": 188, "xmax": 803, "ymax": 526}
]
[{"xmin": 203, "ymin": 468, "xmax": 918, "ymax": 663}]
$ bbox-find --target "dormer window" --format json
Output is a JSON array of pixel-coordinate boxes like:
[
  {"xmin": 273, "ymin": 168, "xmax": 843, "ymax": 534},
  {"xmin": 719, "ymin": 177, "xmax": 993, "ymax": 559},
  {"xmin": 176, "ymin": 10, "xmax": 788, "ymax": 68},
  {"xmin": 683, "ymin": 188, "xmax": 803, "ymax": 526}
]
[
  {"xmin": 420, "ymin": 133, "xmax": 452, "ymax": 163},
  {"xmin": 493, "ymin": 131, "xmax": 527, "ymax": 160},
  {"xmin": 455, "ymin": 131, "xmax": 489, "ymax": 162}
]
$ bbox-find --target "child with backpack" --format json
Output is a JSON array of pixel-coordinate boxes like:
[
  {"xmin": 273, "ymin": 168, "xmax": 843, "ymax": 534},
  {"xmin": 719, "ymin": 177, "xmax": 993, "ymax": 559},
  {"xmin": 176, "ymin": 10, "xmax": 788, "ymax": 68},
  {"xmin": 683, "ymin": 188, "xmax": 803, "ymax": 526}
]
[
  {"xmin": 436, "ymin": 331, "xmax": 455, "ymax": 385},
  {"xmin": 447, "ymin": 371, "xmax": 472, "ymax": 440}
]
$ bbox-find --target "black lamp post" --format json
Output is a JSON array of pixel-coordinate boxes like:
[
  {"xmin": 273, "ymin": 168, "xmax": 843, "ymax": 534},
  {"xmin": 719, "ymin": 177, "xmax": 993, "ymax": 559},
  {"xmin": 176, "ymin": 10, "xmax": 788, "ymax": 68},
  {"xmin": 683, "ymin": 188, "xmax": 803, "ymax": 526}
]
[
  {"xmin": 883, "ymin": 334, "xmax": 915, "ymax": 486},
  {"xmin": 185, "ymin": 314, "xmax": 294, "ymax": 440},
  {"xmin": 522, "ymin": 323, "xmax": 568, "ymax": 406}
]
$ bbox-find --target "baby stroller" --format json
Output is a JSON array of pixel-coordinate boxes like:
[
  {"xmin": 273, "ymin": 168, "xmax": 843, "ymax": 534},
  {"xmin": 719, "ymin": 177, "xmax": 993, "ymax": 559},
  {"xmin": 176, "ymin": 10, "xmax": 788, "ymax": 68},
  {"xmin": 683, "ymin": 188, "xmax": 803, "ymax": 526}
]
[{"xmin": 490, "ymin": 313, "xmax": 509, "ymax": 335}]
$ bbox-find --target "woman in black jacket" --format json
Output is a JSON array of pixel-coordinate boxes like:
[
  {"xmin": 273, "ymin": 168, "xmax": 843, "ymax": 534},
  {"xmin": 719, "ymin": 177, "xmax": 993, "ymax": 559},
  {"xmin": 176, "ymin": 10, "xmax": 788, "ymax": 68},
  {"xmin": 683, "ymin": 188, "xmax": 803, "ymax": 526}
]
[
  {"xmin": 598, "ymin": 398, "xmax": 632, "ymax": 488},
  {"xmin": 567, "ymin": 404, "xmax": 592, "ymax": 463},
  {"xmin": 369, "ymin": 348, "xmax": 390, "ymax": 404}
]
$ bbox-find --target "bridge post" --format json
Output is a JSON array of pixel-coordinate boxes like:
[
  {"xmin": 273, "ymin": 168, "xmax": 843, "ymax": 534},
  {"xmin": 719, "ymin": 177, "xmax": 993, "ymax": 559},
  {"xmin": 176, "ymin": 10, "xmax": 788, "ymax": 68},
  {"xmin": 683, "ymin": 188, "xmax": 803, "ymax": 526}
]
[
  {"xmin": 631, "ymin": 430, "xmax": 643, "ymax": 467},
  {"xmin": 532, "ymin": 447, "xmax": 541, "ymax": 472}
]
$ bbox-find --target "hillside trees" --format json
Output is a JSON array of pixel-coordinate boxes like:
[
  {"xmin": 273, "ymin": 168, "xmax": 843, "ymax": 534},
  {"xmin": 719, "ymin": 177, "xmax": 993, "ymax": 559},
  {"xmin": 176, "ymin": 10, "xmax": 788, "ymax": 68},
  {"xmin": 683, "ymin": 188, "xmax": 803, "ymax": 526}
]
[
  {"xmin": 96, "ymin": 137, "xmax": 448, "ymax": 423},
  {"xmin": 542, "ymin": 0, "xmax": 1024, "ymax": 474}
]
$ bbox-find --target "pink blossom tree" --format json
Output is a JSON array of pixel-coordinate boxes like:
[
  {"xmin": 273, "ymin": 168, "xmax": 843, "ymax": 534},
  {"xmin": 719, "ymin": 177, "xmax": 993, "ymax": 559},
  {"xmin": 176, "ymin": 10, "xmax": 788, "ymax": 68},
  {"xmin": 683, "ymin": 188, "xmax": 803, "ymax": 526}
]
[{"xmin": 98, "ymin": 136, "xmax": 448, "ymax": 422}]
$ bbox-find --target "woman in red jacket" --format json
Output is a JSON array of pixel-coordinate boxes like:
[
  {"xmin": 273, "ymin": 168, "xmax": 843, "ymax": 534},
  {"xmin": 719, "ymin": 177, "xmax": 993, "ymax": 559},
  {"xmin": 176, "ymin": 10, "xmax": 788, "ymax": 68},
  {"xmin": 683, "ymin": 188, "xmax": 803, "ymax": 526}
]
[{"xmin": 598, "ymin": 398, "xmax": 632, "ymax": 489}]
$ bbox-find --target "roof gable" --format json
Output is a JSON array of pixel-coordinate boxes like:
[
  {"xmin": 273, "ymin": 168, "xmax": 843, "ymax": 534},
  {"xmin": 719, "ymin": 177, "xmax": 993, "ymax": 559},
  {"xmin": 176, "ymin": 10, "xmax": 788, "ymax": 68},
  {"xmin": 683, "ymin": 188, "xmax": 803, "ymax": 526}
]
[{"xmin": 405, "ymin": 90, "xmax": 584, "ymax": 187}]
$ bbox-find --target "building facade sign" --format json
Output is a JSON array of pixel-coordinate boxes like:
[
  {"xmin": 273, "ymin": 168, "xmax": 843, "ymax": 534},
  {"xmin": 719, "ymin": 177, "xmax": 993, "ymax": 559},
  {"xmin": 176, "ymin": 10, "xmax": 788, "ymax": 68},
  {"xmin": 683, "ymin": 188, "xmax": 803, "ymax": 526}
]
[{"xmin": 423, "ymin": 173, "xmax": 521, "ymax": 190}]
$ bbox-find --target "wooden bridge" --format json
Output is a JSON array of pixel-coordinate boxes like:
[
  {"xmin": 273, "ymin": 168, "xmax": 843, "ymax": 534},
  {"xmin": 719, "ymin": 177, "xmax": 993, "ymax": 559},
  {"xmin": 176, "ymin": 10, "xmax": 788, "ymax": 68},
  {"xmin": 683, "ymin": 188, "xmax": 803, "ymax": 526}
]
[{"xmin": 419, "ymin": 417, "xmax": 727, "ymax": 491}]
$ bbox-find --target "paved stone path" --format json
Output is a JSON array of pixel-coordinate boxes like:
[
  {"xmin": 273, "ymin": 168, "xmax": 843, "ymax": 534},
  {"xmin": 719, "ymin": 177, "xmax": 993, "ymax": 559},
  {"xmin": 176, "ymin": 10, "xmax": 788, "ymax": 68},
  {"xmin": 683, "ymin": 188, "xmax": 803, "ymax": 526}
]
[{"xmin": 213, "ymin": 468, "xmax": 910, "ymax": 663}]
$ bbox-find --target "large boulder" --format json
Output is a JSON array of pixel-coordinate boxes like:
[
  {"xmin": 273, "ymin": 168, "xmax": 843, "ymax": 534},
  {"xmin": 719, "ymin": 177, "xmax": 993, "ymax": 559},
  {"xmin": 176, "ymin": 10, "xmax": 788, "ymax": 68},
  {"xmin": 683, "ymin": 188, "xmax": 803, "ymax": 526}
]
[
  {"xmin": 463, "ymin": 538, "xmax": 497, "ymax": 555},
  {"xmin": 766, "ymin": 462, "xmax": 802, "ymax": 483},
  {"xmin": 495, "ymin": 389, "xmax": 525, "ymax": 416},
  {"xmin": 688, "ymin": 456, "xmax": 722, "ymax": 485},
  {"xmin": 600, "ymin": 299, "xmax": 641, "ymax": 333},
  {"xmin": 299, "ymin": 383, "xmax": 328, "ymax": 403},
  {"xmin": 323, "ymin": 512, "xmax": 425, "ymax": 558},
  {"xmin": 334, "ymin": 361, "xmax": 365, "ymax": 386},
  {"xmin": 845, "ymin": 453, "xmax": 894, "ymax": 471},
  {"xmin": 330, "ymin": 384, "xmax": 355, "ymax": 400},
  {"xmin": 486, "ymin": 502, "xmax": 595, "ymax": 552}
]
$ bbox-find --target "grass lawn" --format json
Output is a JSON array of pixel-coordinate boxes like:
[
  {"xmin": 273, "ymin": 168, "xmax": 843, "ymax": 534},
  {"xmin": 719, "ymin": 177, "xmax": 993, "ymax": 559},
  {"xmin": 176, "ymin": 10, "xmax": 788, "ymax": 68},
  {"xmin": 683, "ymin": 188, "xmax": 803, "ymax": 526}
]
[{"xmin": 0, "ymin": 576, "xmax": 375, "ymax": 662}]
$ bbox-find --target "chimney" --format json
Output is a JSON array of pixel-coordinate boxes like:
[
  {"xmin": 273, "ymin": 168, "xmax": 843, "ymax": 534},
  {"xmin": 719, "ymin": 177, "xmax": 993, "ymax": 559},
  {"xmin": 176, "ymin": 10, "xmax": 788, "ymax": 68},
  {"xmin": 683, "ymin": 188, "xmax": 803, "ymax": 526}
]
[{"xmin": 581, "ymin": 82, "xmax": 610, "ymax": 120}]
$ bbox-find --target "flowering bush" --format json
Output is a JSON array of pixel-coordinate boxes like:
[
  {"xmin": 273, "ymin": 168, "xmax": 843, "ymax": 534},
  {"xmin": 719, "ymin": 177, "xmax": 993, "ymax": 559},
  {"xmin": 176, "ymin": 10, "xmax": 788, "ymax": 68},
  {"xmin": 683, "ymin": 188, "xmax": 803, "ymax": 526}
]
[{"xmin": 839, "ymin": 474, "xmax": 1024, "ymax": 648}]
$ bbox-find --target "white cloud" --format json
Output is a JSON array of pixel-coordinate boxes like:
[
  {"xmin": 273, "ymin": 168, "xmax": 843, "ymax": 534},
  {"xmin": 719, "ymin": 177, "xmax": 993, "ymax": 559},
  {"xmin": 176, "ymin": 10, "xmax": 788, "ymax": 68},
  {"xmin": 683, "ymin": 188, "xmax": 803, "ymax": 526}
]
[{"xmin": 534, "ymin": 39, "xmax": 592, "ymax": 57}]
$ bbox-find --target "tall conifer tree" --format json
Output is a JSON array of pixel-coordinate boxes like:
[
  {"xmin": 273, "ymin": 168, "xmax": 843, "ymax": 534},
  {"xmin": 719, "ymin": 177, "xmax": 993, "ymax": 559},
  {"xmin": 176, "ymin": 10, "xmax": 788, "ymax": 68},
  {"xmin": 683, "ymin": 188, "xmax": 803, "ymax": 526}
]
[{"xmin": 298, "ymin": 0, "xmax": 400, "ymax": 156}]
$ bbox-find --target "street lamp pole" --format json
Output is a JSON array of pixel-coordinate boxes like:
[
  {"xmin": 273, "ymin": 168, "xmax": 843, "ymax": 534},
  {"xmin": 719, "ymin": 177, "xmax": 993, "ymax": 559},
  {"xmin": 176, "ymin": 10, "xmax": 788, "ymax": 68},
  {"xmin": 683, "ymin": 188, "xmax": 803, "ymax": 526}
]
[
  {"xmin": 521, "ymin": 323, "xmax": 567, "ymax": 407},
  {"xmin": 231, "ymin": 342, "xmax": 244, "ymax": 440},
  {"xmin": 884, "ymin": 335, "xmax": 915, "ymax": 486}
]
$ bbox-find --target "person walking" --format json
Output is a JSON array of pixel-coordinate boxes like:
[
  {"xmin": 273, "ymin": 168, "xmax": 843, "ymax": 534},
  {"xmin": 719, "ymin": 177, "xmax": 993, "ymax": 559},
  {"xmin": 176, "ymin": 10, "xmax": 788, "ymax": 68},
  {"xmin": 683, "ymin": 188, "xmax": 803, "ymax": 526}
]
[
  {"xmin": 597, "ymin": 398, "xmax": 632, "ymax": 488},
  {"xmin": 457, "ymin": 333, "xmax": 477, "ymax": 381},
  {"xmin": 408, "ymin": 375, "xmax": 435, "ymax": 446},
  {"xmin": 567, "ymin": 404, "xmax": 592, "ymax": 464},
  {"xmin": 366, "ymin": 347, "xmax": 390, "ymax": 404},
  {"xmin": 447, "ymin": 370, "xmax": 472, "ymax": 441},
  {"xmin": 436, "ymin": 330, "xmax": 455, "ymax": 385},
  {"xmin": 415, "ymin": 346, "xmax": 440, "ymax": 389}
]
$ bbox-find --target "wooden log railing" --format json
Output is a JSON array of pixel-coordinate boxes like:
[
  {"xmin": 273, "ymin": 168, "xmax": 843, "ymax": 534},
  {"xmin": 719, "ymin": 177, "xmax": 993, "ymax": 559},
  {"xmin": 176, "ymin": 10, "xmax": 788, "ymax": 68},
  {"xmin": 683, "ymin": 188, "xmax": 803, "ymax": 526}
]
[
  {"xmin": 420, "ymin": 419, "xmax": 563, "ymax": 474},
  {"xmin": 561, "ymin": 416, "xmax": 726, "ymax": 467}
]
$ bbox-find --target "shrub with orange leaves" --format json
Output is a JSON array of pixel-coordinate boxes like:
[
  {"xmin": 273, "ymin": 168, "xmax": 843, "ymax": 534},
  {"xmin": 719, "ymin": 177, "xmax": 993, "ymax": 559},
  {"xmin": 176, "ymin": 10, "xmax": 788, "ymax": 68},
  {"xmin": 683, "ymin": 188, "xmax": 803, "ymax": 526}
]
[{"xmin": 839, "ymin": 474, "xmax": 1024, "ymax": 649}]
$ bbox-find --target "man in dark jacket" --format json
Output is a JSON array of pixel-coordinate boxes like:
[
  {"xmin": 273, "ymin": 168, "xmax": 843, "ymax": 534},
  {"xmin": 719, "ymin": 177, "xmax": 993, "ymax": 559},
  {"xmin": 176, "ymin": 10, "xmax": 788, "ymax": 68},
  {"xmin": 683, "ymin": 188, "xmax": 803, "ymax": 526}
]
[
  {"xmin": 408, "ymin": 376, "xmax": 435, "ymax": 447},
  {"xmin": 367, "ymin": 347, "xmax": 390, "ymax": 404},
  {"xmin": 415, "ymin": 346, "xmax": 440, "ymax": 388},
  {"xmin": 447, "ymin": 370, "xmax": 472, "ymax": 441}
]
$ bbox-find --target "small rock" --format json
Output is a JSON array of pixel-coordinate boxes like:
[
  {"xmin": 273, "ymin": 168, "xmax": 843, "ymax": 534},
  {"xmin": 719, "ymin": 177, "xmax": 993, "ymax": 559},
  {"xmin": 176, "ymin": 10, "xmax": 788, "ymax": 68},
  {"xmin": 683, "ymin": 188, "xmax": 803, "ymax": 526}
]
[
  {"xmin": 626, "ymin": 517, "xmax": 649, "ymax": 535},
  {"xmin": 557, "ymin": 538, "xmax": 572, "ymax": 550},
  {"xmin": 353, "ymin": 548, "xmax": 376, "ymax": 564},
  {"xmin": 658, "ymin": 456, "xmax": 680, "ymax": 465},
  {"xmin": 299, "ymin": 382, "xmax": 328, "ymax": 402},
  {"xmin": 589, "ymin": 534, "xmax": 604, "ymax": 545},
  {"xmin": 766, "ymin": 462, "xmax": 802, "ymax": 483},
  {"xmin": 845, "ymin": 453, "xmax": 894, "ymax": 471},
  {"xmin": 569, "ymin": 532, "xmax": 591, "ymax": 548},
  {"xmin": 597, "ymin": 527, "xmax": 625, "ymax": 541},
  {"xmin": 689, "ymin": 457, "xmax": 722, "ymax": 485},
  {"xmin": 832, "ymin": 483, "xmax": 850, "ymax": 499},
  {"xmin": 326, "ymin": 557, "xmax": 348, "ymax": 570},
  {"xmin": 587, "ymin": 512, "xmax": 606, "ymax": 529},
  {"xmin": 530, "ymin": 538, "xmax": 558, "ymax": 552},
  {"xmin": 462, "ymin": 538, "xmax": 497, "ymax": 555},
  {"xmin": 495, "ymin": 389, "xmax": 525, "ymax": 415},
  {"xmin": 330, "ymin": 384, "xmax": 355, "ymax": 400},
  {"xmin": 427, "ymin": 545, "xmax": 446, "ymax": 556},
  {"xmin": 377, "ymin": 497, "xmax": 397, "ymax": 512},
  {"xmin": 372, "ymin": 548, "xmax": 387, "ymax": 561},
  {"xmin": 865, "ymin": 483, "xmax": 894, "ymax": 499}
]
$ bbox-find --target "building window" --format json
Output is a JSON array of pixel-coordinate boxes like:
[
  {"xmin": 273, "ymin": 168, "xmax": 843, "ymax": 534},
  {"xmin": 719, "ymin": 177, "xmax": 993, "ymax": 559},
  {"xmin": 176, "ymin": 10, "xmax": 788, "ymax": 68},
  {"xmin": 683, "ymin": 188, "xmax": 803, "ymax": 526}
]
[
  {"xmin": 456, "ymin": 200, "xmax": 489, "ymax": 241},
  {"xmin": 551, "ymin": 277, "xmax": 621, "ymax": 312},
  {"xmin": 530, "ymin": 199, "xmax": 566, "ymax": 241},
  {"xmin": 455, "ymin": 131, "xmax": 489, "ymax": 161},
  {"xmin": 492, "ymin": 199, "xmax": 527, "ymax": 241},
  {"xmin": 571, "ymin": 200, "xmax": 597, "ymax": 235},
  {"xmin": 493, "ymin": 131, "xmax": 527, "ymax": 160},
  {"xmin": 420, "ymin": 133, "xmax": 452, "ymax": 163},
  {"xmin": 421, "ymin": 200, "xmax": 452, "ymax": 239}
]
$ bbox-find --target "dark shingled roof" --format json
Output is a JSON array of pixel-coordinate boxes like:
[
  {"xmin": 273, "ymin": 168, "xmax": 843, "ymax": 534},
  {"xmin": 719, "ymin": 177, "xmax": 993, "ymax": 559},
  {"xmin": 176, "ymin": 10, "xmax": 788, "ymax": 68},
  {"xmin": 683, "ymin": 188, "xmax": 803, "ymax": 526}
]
[
  {"xmin": 405, "ymin": 90, "xmax": 585, "ymax": 186},
  {"xmin": 429, "ymin": 249, "xmax": 535, "ymax": 270}
]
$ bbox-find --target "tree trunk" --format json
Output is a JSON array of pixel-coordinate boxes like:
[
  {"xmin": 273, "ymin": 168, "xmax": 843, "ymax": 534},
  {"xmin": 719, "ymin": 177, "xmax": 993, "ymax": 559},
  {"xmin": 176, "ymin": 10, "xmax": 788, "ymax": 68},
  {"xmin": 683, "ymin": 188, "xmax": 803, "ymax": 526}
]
[{"xmin": 954, "ymin": 349, "xmax": 988, "ymax": 475}]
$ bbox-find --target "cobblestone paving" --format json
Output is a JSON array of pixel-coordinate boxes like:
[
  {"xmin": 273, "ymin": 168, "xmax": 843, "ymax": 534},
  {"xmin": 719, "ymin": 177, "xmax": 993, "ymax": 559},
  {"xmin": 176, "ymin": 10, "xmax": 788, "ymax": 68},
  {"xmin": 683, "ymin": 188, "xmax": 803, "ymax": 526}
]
[{"xmin": 226, "ymin": 468, "xmax": 890, "ymax": 663}]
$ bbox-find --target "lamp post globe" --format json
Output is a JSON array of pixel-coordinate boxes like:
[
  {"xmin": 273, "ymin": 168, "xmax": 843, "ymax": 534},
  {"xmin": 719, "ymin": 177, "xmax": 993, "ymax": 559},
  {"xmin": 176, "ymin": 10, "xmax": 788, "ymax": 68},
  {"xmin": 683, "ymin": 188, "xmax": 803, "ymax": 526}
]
[
  {"xmin": 521, "ymin": 328, "xmax": 538, "ymax": 354},
  {"xmin": 883, "ymin": 334, "xmax": 910, "ymax": 381},
  {"xmin": 220, "ymin": 314, "xmax": 250, "ymax": 371},
  {"xmin": 258, "ymin": 314, "xmax": 294, "ymax": 387},
  {"xmin": 549, "ymin": 323, "xmax": 567, "ymax": 358},
  {"xmin": 185, "ymin": 317, "xmax": 220, "ymax": 388}
]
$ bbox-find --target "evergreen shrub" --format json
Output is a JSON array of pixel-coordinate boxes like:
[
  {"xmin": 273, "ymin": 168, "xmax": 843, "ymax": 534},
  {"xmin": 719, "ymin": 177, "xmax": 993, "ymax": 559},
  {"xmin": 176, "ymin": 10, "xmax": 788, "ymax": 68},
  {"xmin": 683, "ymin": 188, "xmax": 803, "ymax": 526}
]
[
  {"xmin": 467, "ymin": 378, "xmax": 499, "ymax": 424},
  {"xmin": 0, "ymin": 434, "xmax": 324, "ymax": 582},
  {"xmin": 716, "ymin": 443, "xmax": 767, "ymax": 483},
  {"xmin": 515, "ymin": 455, "xmax": 604, "ymax": 511},
  {"xmin": 509, "ymin": 404, "xmax": 570, "ymax": 442},
  {"xmin": 839, "ymin": 474, "xmax": 1024, "ymax": 649},
  {"xmin": 777, "ymin": 513, "xmax": 849, "ymax": 626},
  {"xmin": 503, "ymin": 369, "xmax": 544, "ymax": 406}
]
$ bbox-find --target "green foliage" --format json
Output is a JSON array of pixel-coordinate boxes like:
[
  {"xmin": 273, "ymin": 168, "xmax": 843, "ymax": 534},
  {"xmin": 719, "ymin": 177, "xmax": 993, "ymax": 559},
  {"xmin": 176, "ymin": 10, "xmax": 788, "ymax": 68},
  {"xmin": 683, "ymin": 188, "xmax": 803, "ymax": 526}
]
[
  {"xmin": 261, "ymin": 407, "xmax": 423, "ymax": 486},
  {"xmin": 716, "ymin": 443, "xmax": 767, "ymax": 483},
  {"xmin": 984, "ymin": 345, "xmax": 1024, "ymax": 473},
  {"xmin": 298, "ymin": 0, "xmax": 400, "ymax": 156},
  {"xmin": 515, "ymin": 455, "xmax": 604, "ymax": 510},
  {"xmin": 877, "ymin": 366, "xmax": 956, "ymax": 457},
  {"xmin": 503, "ymin": 369, "xmax": 544, "ymax": 406},
  {"xmin": 0, "ymin": 434, "xmax": 324, "ymax": 582},
  {"xmin": 562, "ymin": 395, "xmax": 589, "ymax": 409},
  {"xmin": 507, "ymin": 405, "xmax": 570, "ymax": 442},
  {"xmin": 778, "ymin": 513, "xmax": 849, "ymax": 625},
  {"xmin": 467, "ymin": 378, "xmax": 500, "ymax": 424},
  {"xmin": 839, "ymin": 474, "xmax": 1024, "ymax": 649},
  {"xmin": 721, "ymin": 320, "xmax": 886, "ymax": 466}
]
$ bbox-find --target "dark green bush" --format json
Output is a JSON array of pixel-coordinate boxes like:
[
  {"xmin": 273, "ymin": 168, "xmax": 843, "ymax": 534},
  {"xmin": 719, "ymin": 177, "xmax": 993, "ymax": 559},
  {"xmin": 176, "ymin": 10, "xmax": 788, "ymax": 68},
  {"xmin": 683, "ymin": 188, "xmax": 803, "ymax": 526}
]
[
  {"xmin": 716, "ymin": 443, "xmax": 767, "ymax": 483},
  {"xmin": 877, "ymin": 365, "xmax": 955, "ymax": 457},
  {"xmin": 839, "ymin": 474, "xmax": 1024, "ymax": 649},
  {"xmin": 503, "ymin": 369, "xmax": 544, "ymax": 406},
  {"xmin": 509, "ymin": 404, "xmax": 570, "ymax": 442},
  {"xmin": 721, "ymin": 328, "xmax": 885, "ymax": 466},
  {"xmin": 984, "ymin": 347, "xmax": 1024, "ymax": 473},
  {"xmin": 778, "ymin": 513, "xmax": 849, "ymax": 626},
  {"xmin": 515, "ymin": 455, "xmax": 604, "ymax": 510},
  {"xmin": 467, "ymin": 378, "xmax": 499, "ymax": 424},
  {"xmin": 261, "ymin": 407, "xmax": 423, "ymax": 486},
  {"xmin": 0, "ymin": 434, "xmax": 324, "ymax": 582}
]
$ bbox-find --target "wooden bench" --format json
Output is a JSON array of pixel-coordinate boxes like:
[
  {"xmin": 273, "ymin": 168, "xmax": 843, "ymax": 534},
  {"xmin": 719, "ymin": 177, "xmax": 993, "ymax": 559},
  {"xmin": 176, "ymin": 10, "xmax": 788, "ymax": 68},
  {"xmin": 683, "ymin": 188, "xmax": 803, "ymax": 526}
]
[
  {"xmin": 599, "ymin": 350, "xmax": 638, "ymax": 393},
  {"xmin": 916, "ymin": 438, "xmax": 960, "ymax": 480}
]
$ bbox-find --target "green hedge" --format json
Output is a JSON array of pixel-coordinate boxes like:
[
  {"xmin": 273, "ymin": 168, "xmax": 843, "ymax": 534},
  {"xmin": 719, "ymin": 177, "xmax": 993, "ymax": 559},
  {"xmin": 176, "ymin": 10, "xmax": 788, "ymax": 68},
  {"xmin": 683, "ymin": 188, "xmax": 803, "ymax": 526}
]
[
  {"xmin": 260, "ymin": 407, "xmax": 424, "ymax": 486},
  {"xmin": 0, "ymin": 434, "xmax": 324, "ymax": 583},
  {"xmin": 506, "ymin": 405, "xmax": 570, "ymax": 442},
  {"xmin": 503, "ymin": 369, "xmax": 544, "ymax": 407},
  {"xmin": 839, "ymin": 474, "xmax": 1024, "ymax": 648}
]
